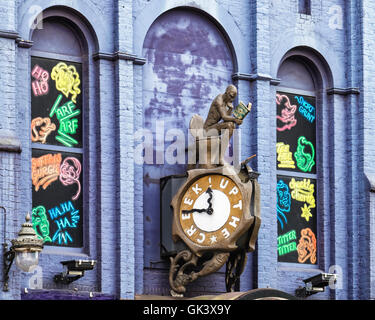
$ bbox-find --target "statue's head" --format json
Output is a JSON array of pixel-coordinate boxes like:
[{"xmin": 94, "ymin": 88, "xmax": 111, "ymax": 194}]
[{"xmin": 224, "ymin": 84, "xmax": 237, "ymax": 103}]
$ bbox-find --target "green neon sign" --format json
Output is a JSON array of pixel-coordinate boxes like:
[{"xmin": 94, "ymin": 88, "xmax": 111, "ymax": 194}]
[
  {"xmin": 50, "ymin": 94, "xmax": 81, "ymax": 147},
  {"xmin": 294, "ymin": 136, "xmax": 315, "ymax": 172}
]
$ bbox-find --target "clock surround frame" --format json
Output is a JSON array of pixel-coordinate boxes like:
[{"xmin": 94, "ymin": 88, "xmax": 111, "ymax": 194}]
[{"xmin": 171, "ymin": 164, "xmax": 256, "ymax": 256}]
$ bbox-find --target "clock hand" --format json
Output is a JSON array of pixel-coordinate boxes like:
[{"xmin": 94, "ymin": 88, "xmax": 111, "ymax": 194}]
[
  {"xmin": 181, "ymin": 188, "xmax": 214, "ymax": 215},
  {"xmin": 182, "ymin": 208, "xmax": 208, "ymax": 214},
  {"xmin": 206, "ymin": 187, "xmax": 213, "ymax": 215}
]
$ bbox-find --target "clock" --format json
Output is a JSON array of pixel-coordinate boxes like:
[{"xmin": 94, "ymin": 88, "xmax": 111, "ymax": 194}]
[{"xmin": 171, "ymin": 165, "xmax": 258, "ymax": 255}]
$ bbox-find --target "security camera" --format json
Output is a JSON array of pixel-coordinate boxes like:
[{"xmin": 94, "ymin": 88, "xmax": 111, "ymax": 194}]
[
  {"xmin": 295, "ymin": 273, "xmax": 337, "ymax": 298},
  {"xmin": 54, "ymin": 260, "xmax": 96, "ymax": 285}
]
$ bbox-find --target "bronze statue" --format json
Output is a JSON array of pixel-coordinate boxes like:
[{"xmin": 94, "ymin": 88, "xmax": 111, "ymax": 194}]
[
  {"xmin": 203, "ymin": 84, "xmax": 243, "ymax": 138},
  {"xmin": 188, "ymin": 84, "xmax": 252, "ymax": 169}
]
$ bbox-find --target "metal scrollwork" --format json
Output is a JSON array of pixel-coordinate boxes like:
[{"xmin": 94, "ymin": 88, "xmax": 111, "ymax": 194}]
[
  {"xmin": 225, "ymin": 250, "xmax": 247, "ymax": 292},
  {"xmin": 169, "ymin": 250, "xmax": 230, "ymax": 296},
  {"xmin": 2, "ymin": 243, "xmax": 15, "ymax": 292},
  {"xmin": 169, "ymin": 250, "xmax": 198, "ymax": 296}
]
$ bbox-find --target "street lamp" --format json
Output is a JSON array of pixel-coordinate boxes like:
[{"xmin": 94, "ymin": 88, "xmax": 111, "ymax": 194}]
[{"xmin": 2, "ymin": 207, "xmax": 43, "ymax": 292}]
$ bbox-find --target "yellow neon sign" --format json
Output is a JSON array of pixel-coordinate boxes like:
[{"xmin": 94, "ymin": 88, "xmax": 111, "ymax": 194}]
[{"xmin": 276, "ymin": 142, "xmax": 296, "ymax": 169}]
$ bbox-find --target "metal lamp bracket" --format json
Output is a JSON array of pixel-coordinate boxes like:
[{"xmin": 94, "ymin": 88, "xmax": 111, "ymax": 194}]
[{"xmin": 2, "ymin": 243, "xmax": 15, "ymax": 292}]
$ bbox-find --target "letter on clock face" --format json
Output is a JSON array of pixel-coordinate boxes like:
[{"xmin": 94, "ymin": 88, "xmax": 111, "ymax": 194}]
[
  {"xmin": 233, "ymin": 200, "xmax": 242, "ymax": 210},
  {"xmin": 222, "ymin": 228, "xmax": 230, "ymax": 238},
  {"xmin": 192, "ymin": 184, "xmax": 202, "ymax": 195},
  {"xmin": 220, "ymin": 178, "xmax": 229, "ymax": 189},
  {"xmin": 184, "ymin": 197, "xmax": 194, "ymax": 206},
  {"xmin": 181, "ymin": 213, "xmax": 191, "ymax": 220},
  {"xmin": 197, "ymin": 233, "xmax": 205, "ymax": 244},
  {"xmin": 229, "ymin": 216, "xmax": 240, "ymax": 228},
  {"xmin": 229, "ymin": 186, "xmax": 239, "ymax": 195},
  {"xmin": 186, "ymin": 225, "xmax": 197, "ymax": 237}
]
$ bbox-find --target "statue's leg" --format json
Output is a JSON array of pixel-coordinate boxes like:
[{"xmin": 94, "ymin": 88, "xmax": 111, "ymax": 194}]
[
  {"xmin": 204, "ymin": 122, "xmax": 235, "ymax": 166},
  {"xmin": 187, "ymin": 139, "xmax": 199, "ymax": 170}
]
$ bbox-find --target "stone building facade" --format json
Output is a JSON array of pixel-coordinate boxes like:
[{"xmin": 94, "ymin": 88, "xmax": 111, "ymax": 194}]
[{"xmin": 0, "ymin": 0, "xmax": 374, "ymax": 300}]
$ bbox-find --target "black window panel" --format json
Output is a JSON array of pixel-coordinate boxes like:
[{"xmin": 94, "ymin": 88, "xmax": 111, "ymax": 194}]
[
  {"xmin": 31, "ymin": 149, "xmax": 83, "ymax": 248},
  {"xmin": 31, "ymin": 56, "xmax": 84, "ymax": 248},
  {"xmin": 31, "ymin": 56, "xmax": 83, "ymax": 148},
  {"xmin": 276, "ymin": 92, "xmax": 316, "ymax": 174},
  {"xmin": 277, "ymin": 175, "xmax": 317, "ymax": 264}
]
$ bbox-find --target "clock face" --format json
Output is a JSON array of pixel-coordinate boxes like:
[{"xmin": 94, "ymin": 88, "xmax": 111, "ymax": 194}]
[{"xmin": 179, "ymin": 174, "xmax": 243, "ymax": 246}]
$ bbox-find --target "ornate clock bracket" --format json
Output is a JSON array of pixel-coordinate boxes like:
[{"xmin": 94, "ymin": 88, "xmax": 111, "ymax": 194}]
[
  {"xmin": 225, "ymin": 249, "xmax": 247, "ymax": 292},
  {"xmin": 166, "ymin": 84, "xmax": 260, "ymax": 297},
  {"xmin": 169, "ymin": 249, "xmax": 230, "ymax": 296}
]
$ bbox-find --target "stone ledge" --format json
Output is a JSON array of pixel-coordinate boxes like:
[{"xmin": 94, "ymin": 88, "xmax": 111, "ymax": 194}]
[
  {"xmin": 0, "ymin": 136, "xmax": 21, "ymax": 153},
  {"xmin": 326, "ymin": 87, "xmax": 360, "ymax": 95},
  {"xmin": 21, "ymin": 289, "xmax": 114, "ymax": 300},
  {"xmin": 16, "ymin": 38, "xmax": 33, "ymax": 48},
  {"xmin": 232, "ymin": 72, "xmax": 280, "ymax": 85},
  {"xmin": 0, "ymin": 29, "xmax": 19, "ymax": 40},
  {"xmin": 0, "ymin": 30, "xmax": 33, "ymax": 48},
  {"xmin": 92, "ymin": 51, "xmax": 146, "ymax": 65}
]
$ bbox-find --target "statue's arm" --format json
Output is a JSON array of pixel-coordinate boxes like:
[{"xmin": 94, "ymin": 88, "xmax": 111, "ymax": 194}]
[{"xmin": 218, "ymin": 104, "xmax": 242, "ymax": 124}]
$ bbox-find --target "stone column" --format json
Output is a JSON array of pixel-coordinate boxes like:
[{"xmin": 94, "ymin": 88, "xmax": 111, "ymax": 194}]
[
  {"xmin": 249, "ymin": 0, "xmax": 278, "ymax": 290},
  {"xmin": 360, "ymin": 0, "xmax": 375, "ymax": 301},
  {"xmin": 0, "ymin": 0, "xmax": 22, "ymax": 300},
  {"xmin": 96, "ymin": 56, "xmax": 118, "ymax": 295},
  {"xmin": 114, "ymin": 0, "xmax": 145, "ymax": 299}
]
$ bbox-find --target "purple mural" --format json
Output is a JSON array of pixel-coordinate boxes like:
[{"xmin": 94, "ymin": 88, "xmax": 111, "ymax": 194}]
[{"xmin": 142, "ymin": 9, "xmax": 234, "ymax": 265}]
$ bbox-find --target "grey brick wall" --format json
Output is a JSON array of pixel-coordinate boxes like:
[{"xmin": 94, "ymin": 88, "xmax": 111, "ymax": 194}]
[{"xmin": 0, "ymin": 0, "xmax": 373, "ymax": 300}]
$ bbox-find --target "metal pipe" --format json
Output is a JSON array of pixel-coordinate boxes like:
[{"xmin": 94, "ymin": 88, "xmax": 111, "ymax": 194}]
[{"xmin": 0, "ymin": 206, "xmax": 6, "ymax": 244}]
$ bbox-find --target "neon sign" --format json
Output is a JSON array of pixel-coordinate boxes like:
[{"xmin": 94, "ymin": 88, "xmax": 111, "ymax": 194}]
[
  {"xmin": 289, "ymin": 178, "xmax": 315, "ymax": 207},
  {"xmin": 276, "ymin": 91, "xmax": 318, "ymax": 264},
  {"xmin": 276, "ymin": 142, "xmax": 296, "ymax": 169},
  {"xmin": 49, "ymin": 94, "xmax": 80, "ymax": 147},
  {"xmin": 31, "ymin": 117, "xmax": 56, "ymax": 144},
  {"xmin": 32, "ymin": 153, "xmax": 62, "ymax": 192},
  {"xmin": 31, "ymin": 64, "xmax": 49, "ymax": 97},
  {"xmin": 277, "ymin": 230, "xmax": 297, "ymax": 256},
  {"xmin": 51, "ymin": 62, "xmax": 81, "ymax": 104},
  {"xmin": 295, "ymin": 95, "xmax": 315, "ymax": 123},
  {"xmin": 59, "ymin": 157, "xmax": 82, "ymax": 201},
  {"xmin": 294, "ymin": 136, "xmax": 315, "ymax": 172},
  {"xmin": 31, "ymin": 58, "xmax": 84, "ymax": 248},
  {"xmin": 31, "ymin": 205, "xmax": 52, "ymax": 243},
  {"xmin": 277, "ymin": 179, "xmax": 291, "ymax": 230},
  {"xmin": 276, "ymin": 94, "xmax": 297, "ymax": 131},
  {"xmin": 48, "ymin": 201, "xmax": 80, "ymax": 245},
  {"xmin": 297, "ymin": 228, "xmax": 317, "ymax": 264}
]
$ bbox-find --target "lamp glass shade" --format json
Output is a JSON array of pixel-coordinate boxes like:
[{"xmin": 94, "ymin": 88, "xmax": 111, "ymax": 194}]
[{"xmin": 15, "ymin": 251, "xmax": 40, "ymax": 272}]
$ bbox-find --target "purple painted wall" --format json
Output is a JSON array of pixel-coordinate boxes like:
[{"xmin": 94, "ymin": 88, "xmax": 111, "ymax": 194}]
[
  {"xmin": 21, "ymin": 290, "xmax": 114, "ymax": 300},
  {"xmin": 142, "ymin": 9, "xmax": 234, "ymax": 289}
]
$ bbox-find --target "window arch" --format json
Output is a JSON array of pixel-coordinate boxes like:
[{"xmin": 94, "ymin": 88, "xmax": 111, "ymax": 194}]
[
  {"xmin": 30, "ymin": 17, "xmax": 86, "ymax": 248},
  {"xmin": 141, "ymin": 8, "xmax": 235, "ymax": 268},
  {"xmin": 276, "ymin": 57, "xmax": 318, "ymax": 264},
  {"xmin": 298, "ymin": 0, "xmax": 311, "ymax": 15}
]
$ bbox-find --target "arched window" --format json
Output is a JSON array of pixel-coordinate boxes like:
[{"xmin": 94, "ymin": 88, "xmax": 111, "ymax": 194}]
[
  {"xmin": 142, "ymin": 8, "xmax": 234, "ymax": 268},
  {"xmin": 276, "ymin": 57, "xmax": 318, "ymax": 264},
  {"xmin": 30, "ymin": 18, "xmax": 85, "ymax": 248},
  {"xmin": 298, "ymin": 0, "xmax": 311, "ymax": 15}
]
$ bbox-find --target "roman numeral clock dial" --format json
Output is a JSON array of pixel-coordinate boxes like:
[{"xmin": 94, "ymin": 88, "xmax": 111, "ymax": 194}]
[{"xmin": 179, "ymin": 174, "xmax": 243, "ymax": 247}]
